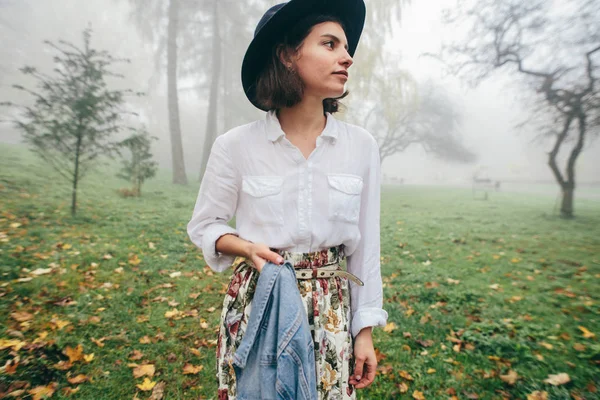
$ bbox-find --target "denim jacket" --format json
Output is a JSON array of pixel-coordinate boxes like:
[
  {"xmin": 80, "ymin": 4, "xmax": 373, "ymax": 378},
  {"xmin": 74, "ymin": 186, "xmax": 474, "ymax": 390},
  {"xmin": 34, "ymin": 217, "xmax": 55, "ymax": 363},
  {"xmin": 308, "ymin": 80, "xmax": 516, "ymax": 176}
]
[{"xmin": 233, "ymin": 261, "xmax": 317, "ymax": 400}]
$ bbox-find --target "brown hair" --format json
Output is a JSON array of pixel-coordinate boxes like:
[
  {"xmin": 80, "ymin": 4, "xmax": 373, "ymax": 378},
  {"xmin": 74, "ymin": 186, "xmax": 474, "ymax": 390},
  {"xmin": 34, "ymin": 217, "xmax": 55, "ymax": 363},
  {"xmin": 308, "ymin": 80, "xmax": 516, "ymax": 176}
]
[{"xmin": 254, "ymin": 14, "xmax": 349, "ymax": 113}]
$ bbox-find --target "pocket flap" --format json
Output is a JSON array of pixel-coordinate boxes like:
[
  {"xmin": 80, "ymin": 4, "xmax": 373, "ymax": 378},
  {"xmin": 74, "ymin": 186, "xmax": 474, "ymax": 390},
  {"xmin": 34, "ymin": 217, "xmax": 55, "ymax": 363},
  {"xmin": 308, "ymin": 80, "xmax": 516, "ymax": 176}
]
[
  {"xmin": 327, "ymin": 174, "xmax": 363, "ymax": 195},
  {"xmin": 242, "ymin": 176, "xmax": 283, "ymax": 198}
]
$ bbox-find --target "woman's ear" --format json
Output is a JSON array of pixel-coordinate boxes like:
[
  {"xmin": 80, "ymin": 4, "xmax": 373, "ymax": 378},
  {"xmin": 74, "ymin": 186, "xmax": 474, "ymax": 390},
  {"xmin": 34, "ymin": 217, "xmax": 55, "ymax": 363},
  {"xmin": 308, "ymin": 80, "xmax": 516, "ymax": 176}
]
[{"xmin": 277, "ymin": 44, "xmax": 294, "ymax": 70}]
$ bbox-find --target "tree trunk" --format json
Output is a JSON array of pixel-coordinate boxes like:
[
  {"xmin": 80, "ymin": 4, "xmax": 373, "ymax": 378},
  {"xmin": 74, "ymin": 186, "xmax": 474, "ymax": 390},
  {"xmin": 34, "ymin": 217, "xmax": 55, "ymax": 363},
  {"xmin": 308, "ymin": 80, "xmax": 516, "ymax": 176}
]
[
  {"xmin": 560, "ymin": 113, "xmax": 586, "ymax": 218},
  {"xmin": 71, "ymin": 131, "xmax": 83, "ymax": 216},
  {"xmin": 167, "ymin": 0, "xmax": 188, "ymax": 185},
  {"xmin": 560, "ymin": 185, "xmax": 574, "ymax": 218},
  {"xmin": 199, "ymin": 0, "xmax": 221, "ymax": 181},
  {"xmin": 548, "ymin": 113, "xmax": 586, "ymax": 218}
]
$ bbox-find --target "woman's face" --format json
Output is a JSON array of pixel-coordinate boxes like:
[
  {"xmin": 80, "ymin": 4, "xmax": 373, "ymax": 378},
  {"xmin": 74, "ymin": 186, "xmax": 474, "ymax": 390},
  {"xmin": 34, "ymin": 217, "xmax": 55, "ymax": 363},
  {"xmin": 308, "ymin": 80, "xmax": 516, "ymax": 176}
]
[{"xmin": 291, "ymin": 21, "xmax": 353, "ymax": 100}]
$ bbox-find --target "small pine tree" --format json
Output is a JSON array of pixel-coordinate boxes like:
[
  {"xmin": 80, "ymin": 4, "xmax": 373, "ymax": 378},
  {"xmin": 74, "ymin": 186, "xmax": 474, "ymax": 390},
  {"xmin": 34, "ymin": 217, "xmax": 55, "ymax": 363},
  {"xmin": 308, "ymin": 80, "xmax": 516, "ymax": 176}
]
[
  {"xmin": 116, "ymin": 130, "xmax": 158, "ymax": 196},
  {"xmin": 1, "ymin": 26, "xmax": 142, "ymax": 215}
]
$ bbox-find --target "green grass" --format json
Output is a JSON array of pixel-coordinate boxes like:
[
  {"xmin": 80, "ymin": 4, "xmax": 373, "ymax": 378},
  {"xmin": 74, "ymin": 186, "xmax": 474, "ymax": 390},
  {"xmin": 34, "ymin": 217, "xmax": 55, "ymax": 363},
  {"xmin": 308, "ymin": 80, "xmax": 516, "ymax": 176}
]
[{"xmin": 1, "ymin": 142, "xmax": 599, "ymax": 399}]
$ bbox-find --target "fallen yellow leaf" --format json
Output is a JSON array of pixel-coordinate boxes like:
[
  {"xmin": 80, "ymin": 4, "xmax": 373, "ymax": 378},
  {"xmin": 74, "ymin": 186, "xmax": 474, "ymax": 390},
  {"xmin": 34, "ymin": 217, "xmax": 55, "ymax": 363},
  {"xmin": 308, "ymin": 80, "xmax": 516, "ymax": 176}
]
[
  {"xmin": 578, "ymin": 326, "xmax": 595, "ymax": 338},
  {"xmin": 136, "ymin": 377, "xmax": 156, "ymax": 391},
  {"xmin": 383, "ymin": 322, "xmax": 397, "ymax": 333},
  {"xmin": 0, "ymin": 339, "xmax": 26, "ymax": 351}
]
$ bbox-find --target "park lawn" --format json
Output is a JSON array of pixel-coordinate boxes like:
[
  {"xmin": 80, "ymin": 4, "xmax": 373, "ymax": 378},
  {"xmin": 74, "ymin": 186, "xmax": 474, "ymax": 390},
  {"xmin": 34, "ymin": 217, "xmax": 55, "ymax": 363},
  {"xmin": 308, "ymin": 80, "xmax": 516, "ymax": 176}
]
[{"xmin": 0, "ymin": 142, "xmax": 598, "ymax": 399}]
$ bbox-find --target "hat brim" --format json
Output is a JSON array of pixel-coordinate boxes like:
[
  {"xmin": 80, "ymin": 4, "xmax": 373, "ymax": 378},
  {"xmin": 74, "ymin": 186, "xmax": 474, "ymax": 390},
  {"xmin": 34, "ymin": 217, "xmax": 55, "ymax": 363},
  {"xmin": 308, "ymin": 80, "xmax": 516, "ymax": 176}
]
[{"xmin": 241, "ymin": 0, "xmax": 366, "ymax": 111}]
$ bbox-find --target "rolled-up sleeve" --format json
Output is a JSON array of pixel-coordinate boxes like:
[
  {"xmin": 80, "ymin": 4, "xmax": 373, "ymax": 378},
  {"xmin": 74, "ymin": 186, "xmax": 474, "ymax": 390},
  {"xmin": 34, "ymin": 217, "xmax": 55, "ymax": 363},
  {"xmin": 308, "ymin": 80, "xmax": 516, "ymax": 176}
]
[
  {"xmin": 187, "ymin": 136, "xmax": 239, "ymax": 273},
  {"xmin": 346, "ymin": 137, "xmax": 388, "ymax": 338}
]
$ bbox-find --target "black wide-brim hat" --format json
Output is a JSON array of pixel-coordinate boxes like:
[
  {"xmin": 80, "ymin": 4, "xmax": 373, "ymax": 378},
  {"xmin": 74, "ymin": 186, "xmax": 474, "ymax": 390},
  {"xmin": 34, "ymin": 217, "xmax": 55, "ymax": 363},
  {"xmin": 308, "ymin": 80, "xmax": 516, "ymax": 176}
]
[{"xmin": 241, "ymin": 0, "xmax": 366, "ymax": 111}]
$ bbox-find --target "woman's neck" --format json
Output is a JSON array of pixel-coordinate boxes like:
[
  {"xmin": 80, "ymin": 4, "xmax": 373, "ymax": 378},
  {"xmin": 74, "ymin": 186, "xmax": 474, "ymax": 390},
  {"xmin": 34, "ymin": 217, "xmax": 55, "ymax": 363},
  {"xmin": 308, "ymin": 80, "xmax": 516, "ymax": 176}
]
[{"xmin": 276, "ymin": 95, "xmax": 326, "ymax": 140}]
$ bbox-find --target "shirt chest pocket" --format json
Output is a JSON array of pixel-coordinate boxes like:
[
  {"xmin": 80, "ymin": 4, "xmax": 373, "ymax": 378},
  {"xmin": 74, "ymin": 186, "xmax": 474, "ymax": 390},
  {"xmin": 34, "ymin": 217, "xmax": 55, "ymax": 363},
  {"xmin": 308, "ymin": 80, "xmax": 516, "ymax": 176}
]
[
  {"xmin": 241, "ymin": 176, "xmax": 284, "ymax": 226},
  {"xmin": 327, "ymin": 174, "xmax": 363, "ymax": 224}
]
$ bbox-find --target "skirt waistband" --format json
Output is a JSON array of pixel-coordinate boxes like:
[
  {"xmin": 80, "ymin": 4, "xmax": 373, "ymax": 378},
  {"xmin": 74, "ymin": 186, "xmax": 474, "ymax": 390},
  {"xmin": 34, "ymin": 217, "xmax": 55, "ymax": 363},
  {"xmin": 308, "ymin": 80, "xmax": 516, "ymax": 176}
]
[{"xmin": 270, "ymin": 244, "xmax": 345, "ymax": 269}]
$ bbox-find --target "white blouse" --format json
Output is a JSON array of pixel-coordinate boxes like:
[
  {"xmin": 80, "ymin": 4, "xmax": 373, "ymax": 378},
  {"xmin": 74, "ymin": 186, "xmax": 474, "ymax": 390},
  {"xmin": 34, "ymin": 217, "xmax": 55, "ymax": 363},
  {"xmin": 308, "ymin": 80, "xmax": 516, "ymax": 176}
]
[{"xmin": 187, "ymin": 110, "xmax": 388, "ymax": 338}]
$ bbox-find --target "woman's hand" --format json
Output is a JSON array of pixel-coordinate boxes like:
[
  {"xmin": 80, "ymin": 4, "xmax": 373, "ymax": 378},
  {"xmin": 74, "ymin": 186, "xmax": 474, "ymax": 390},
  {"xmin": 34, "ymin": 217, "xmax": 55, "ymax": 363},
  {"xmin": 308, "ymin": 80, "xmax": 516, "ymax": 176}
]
[
  {"xmin": 349, "ymin": 327, "xmax": 377, "ymax": 389},
  {"xmin": 245, "ymin": 242, "xmax": 284, "ymax": 273}
]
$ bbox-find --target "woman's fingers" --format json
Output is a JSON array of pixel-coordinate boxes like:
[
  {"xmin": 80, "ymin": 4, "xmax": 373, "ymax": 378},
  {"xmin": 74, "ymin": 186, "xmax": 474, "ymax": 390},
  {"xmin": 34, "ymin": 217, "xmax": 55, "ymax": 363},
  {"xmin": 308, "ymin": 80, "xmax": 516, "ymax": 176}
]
[
  {"xmin": 352, "ymin": 361, "xmax": 375, "ymax": 388},
  {"xmin": 350, "ymin": 356, "xmax": 364, "ymax": 385},
  {"xmin": 269, "ymin": 252, "xmax": 284, "ymax": 265},
  {"xmin": 254, "ymin": 258, "xmax": 265, "ymax": 273}
]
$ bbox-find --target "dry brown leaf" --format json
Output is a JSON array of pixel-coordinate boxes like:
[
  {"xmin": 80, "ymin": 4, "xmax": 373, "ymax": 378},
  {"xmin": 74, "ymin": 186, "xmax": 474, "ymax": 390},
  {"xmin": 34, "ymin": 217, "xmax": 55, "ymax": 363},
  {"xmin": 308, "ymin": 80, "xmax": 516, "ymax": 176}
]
[
  {"xmin": 189, "ymin": 347, "xmax": 201, "ymax": 357},
  {"xmin": 128, "ymin": 254, "xmax": 142, "ymax": 266},
  {"xmin": 540, "ymin": 342, "xmax": 553, "ymax": 350},
  {"xmin": 61, "ymin": 386, "xmax": 80, "ymax": 396},
  {"xmin": 129, "ymin": 350, "xmax": 144, "ymax": 360},
  {"xmin": 133, "ymin": 364, "xmax": 155, "ymax": 378},
  {"xmin": 527, "ymin": 391, "xmax": 548, "ymax": 400},
  {"xmin": 427, "ymin": 368, "xmax": 436, "ymax": 374},
  {"xmin": 53, "ymin": 360, "xmax": 73, "ymax": 370},
  {"xmin": 28, "ymin": 383, "xmax": 58, "ymax": 400},
  {"xmin": 63, "ymin": 344, "xmax": 84, "ymax": 363},
  {"xmin": 399, "ymin": 370, "xmax": 414, "ymax": 381},
  {"xmin": 398, "ymin": 382, "xmax": 409, "ymax": 393},
  {"xmin": 149, "ymin": 381, "xmax": 166, "ymax": 400},
  {"xmin": 182, "ymin": 363, "xmax": 204, "ymax": 374},
  {"xmin": 11, "ymin": 311, "xmax": 34, "ymax": 322},
  {"xmin": 500, "ymin": 369, "xmax": 518, "ymax": 385},
  {"xmin": 139, "ymin": 336, "xmax": 152, "ymax": 344},
  {"xmin": 165, "ymin": 309, "xmax": 182, "ymax": 319},
  {"xmin": 413, "ymin": 390, "xmax": 426, "ymax": 400},
  {"xmin": 573, "ymin": 343, "xmax": 586, "ymax": 351},
  {"xmin": 67, "ymin": 374, "xmax": 89, "ymax": 384},
  {"xmin": 4, "ymin": 359, "xmax": 18, "ymax": 374},
  {"xmin": 544, "ymin": 373, "xmax": 570, "ymax": 386}
]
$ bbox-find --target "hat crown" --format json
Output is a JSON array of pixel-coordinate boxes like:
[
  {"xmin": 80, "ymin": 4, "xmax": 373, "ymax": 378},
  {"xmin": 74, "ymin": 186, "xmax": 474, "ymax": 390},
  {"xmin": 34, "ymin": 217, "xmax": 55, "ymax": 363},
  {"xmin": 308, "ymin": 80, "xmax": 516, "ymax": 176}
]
[{"xmin": 254, "ymin": 3, "xmax": 287, "ymax": 38}]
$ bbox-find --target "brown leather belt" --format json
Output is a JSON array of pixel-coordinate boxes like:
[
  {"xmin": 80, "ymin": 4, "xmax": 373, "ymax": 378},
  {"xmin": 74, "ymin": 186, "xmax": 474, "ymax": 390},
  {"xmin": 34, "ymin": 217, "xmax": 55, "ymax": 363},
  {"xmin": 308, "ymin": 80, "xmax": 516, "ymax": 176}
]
[{"xmin": 294, "ymin": 264, "xmax": 364, "ymax": 286}]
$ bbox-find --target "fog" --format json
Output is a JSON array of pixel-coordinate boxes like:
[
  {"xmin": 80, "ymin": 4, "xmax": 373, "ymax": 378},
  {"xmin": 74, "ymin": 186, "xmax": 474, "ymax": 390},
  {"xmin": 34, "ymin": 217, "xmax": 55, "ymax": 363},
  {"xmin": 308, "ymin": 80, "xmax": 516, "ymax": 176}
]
[{"xmin": 1, "ymin": 0, "xmax": 598, "ymax": 195}]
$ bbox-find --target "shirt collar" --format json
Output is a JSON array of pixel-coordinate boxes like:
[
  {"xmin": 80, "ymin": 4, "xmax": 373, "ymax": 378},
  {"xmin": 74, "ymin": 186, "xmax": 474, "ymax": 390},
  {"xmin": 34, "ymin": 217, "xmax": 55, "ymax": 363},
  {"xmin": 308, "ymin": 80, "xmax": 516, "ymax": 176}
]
[{"xmin": 265, "ymin": 110, "xmax": 339, "ymax": 142}]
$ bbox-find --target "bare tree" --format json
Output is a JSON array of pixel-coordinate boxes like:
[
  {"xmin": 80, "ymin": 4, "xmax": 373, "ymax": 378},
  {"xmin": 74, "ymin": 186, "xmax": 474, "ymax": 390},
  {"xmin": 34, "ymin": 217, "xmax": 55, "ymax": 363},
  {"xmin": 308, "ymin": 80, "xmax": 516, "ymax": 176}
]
[
  {"xmin": 128, "ymin": 0, "xmax": 189, "ymax": 185},
  {"xmin": 364, "ymin": 73, "xmax": 476, "ymax": 165},
  {"xmin": 433, "ymin": 0, "xmax": 600, "ymax": 218}
]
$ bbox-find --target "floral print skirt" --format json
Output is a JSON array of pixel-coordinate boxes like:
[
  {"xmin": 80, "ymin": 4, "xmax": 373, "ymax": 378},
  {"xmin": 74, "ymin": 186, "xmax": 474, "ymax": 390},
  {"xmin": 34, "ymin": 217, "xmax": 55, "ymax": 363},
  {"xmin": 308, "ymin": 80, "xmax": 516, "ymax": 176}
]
[{"xmin": 215, "ymin": 245, "xmax": 356, "ymax": 399}]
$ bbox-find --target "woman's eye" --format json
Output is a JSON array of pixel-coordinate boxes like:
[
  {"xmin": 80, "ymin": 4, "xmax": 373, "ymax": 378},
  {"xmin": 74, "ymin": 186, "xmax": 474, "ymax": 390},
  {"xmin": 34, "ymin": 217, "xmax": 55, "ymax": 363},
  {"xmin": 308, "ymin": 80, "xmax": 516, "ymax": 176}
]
[{"xmin": 324, "ymin": 41, "xmax": 334, "ymax": 48}]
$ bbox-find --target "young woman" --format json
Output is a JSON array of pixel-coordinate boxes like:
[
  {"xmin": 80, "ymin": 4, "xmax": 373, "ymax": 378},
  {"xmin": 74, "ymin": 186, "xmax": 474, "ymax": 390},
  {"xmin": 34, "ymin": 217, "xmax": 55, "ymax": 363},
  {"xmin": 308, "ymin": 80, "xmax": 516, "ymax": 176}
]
[{"xmin": 187, "ymin": 0, "xmax": 388, "ymax": 398}]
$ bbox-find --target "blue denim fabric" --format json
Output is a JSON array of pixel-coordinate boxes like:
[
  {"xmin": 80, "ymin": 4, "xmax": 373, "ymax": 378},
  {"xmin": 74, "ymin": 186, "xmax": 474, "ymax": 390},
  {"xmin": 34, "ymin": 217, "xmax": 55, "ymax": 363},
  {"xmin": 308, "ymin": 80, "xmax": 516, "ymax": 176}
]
[{"xmin": 232, "ymin": 261, "xmax": 317, "ymax": 400}]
